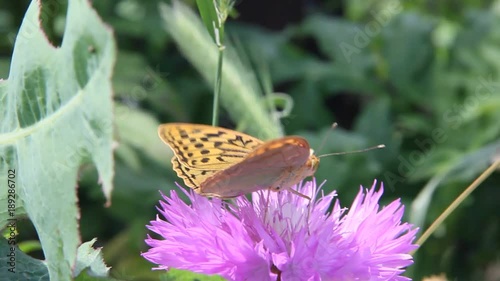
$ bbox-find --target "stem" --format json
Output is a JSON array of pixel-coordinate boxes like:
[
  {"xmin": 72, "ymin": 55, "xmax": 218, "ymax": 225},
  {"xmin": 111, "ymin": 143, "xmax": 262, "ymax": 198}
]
[
  {"xmin": 413, "ymin": 159, "xmax": 500, "ymax": 253},
  {"xmin": 212, "ymin": 45, "xmax": 224, "ymax": 126}
]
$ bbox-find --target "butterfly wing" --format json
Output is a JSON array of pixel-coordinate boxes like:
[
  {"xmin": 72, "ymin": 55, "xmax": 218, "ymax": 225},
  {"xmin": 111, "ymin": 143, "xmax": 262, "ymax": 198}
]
[
  {"xmin": 159, "ymin": 123, "xmax": 263, "ymax": 170},
  {"xmin": 171, "ymin": 157, "xmax": 218, "ymax": 189},
  {"xmin": 199, "ymin": 136, "xmax": 311, "ymax": 198}
]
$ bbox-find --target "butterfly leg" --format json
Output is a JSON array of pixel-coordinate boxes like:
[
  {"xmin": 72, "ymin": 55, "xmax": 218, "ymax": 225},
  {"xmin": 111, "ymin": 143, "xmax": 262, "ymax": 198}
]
[
  {"xmin": 262, "ymin": 189, "xmax": 273, "ymax": 222},
  {"xmin": 287, "ymin": 187, "xmax": 311, "ymax": 200}
]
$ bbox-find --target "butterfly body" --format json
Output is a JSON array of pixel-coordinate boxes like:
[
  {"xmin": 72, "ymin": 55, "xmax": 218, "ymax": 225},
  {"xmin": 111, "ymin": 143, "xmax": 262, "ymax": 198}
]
[{"xmin": 159, "ymin": 123, "xmax": 319, "ymax": 199}]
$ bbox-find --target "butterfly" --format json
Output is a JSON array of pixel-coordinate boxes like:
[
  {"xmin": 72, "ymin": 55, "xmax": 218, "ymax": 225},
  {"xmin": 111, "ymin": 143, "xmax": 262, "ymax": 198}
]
[{"xmin": 158, "ymin": 123, "xmax": 319, "ymax": 199}]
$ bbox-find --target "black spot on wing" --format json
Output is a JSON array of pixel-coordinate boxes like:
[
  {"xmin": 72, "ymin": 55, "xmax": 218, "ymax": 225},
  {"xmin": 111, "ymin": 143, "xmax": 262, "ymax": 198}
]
[
  {"xmin": 206, "ymin": 131, "xmax": 227, "ymax": 138},
  {"xmin": 172, "ymin": 158, "xmax": 199, "ymax": 189},
  {"xmin": 179, "ymin": 130, "xmax": 189, "ymax": 139},
  {"xmin": 227, "ymin": 135, "xmax": 255, "ymax": 147}
]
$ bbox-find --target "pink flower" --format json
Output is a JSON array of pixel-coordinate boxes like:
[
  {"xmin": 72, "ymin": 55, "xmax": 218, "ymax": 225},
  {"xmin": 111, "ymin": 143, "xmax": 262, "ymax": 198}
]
[{"xmin": 142, "ymin": 180, "xmax": 418, "ymax": 280}]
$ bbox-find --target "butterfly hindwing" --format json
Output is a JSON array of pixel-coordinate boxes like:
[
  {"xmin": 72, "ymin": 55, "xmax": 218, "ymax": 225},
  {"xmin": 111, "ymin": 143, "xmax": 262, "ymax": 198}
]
[
  {"xmin": 171, "ymin": 157, "xmax": 218, "ymax": 190},
  {"xmin": 159, "ymin": 123, "xmax": 263, "ymax": 170}
]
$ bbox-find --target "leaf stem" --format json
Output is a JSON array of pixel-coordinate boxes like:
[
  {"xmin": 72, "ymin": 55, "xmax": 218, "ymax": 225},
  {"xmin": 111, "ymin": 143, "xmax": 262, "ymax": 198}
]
[{"xmin": 212, "ymin": 45, "xmax": 224, "ymax": 126}]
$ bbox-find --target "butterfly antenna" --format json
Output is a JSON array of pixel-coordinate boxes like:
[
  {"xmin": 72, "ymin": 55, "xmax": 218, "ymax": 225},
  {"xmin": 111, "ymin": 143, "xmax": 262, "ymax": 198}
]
[
  {"xmin": 316, "ymin": 123, "xmax": 338, "ymax": 154},
  {"xmin": 318, "ymin": 144, "xmax": 385, "ymax": 158}
]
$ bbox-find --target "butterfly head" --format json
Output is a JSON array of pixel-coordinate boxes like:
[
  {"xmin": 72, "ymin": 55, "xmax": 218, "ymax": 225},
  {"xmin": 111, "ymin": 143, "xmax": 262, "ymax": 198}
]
[{"xmin": 306, "ymin": 149, "xmax": 320, "ymax": 176}]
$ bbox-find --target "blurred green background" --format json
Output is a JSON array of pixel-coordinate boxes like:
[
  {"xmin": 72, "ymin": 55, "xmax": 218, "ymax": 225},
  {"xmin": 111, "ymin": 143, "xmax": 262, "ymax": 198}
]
[{"xmin": 1, "ymin": 0, "xmax": 500, "ymax": 280}]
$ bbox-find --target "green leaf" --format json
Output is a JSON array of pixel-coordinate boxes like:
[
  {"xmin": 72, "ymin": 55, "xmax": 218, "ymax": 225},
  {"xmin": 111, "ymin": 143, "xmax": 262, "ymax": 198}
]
[
  {"xmin": 354, "ymin": 97, "xmax": 401, "ymax": 167},
  {"xmin": 114, "ymin": 103, "xmax": 171, "ymax": 168},
  {"xmin": 410, "ymin": 140, "xmax": 500, "ymax": 227},
  {"xmin": 300, "ymin": 14, "xmax": 375, "ymax": 69},
  {"xmin": 196, "ymin": 0, "xmax": 225, "ymax": 45},
  {"xmin": 158, "ymin": 2, "xmax": 283, "ymax": 139},
  {"xmin": 74, "ymin": 239, "xmax": 109, "ymax": 278},
  {"xmin": 74, "ymin": 272, "xmax": 121, "ymax": 281},
  {"xmin": 381, "ymin": 13, "xmax": 435, "ymax": 95},
  {"xmin": 0, "ymin": 237, "xmax": 49, "ymax": 281},
  {"xmin": 298, "ymin": 15, "xmax": 383, "ymax": 94},
  {"xmin": 18, "ymin": 240, "xmax": 42, "ymax": 253},
  {"xmin": 0, "ymin": 0, "xmax": 115, "ymax": 280},
  {"xmin": 160, "ymin": 268, "xmax": 226, "ymax": 281}
]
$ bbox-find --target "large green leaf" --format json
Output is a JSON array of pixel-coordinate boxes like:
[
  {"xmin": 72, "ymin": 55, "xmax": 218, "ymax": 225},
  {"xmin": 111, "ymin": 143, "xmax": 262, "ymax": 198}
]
[
  {"xmin": 0, "ymin": 238, "xmax": 49, "ymax": 281},
  {"xmin": 0, "ymin": 0, "xmax": 115, "ymax": 280}
]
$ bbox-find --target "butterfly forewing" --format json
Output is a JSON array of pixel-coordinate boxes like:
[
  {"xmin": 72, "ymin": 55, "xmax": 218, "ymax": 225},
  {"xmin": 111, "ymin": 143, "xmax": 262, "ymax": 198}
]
[
  {"xmin": 199, "ymin": 136, "xmax": 311, "ymax": 198},
  {"xmin": 159, "ymin": 123, "xmax": 263, "ymax": 170}
]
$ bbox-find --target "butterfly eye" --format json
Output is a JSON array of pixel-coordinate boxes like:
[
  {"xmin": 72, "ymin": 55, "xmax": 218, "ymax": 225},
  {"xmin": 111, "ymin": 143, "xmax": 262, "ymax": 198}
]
[{"xmin": 270, "ymin": 186, "xmax": 281, "ymax": 191}]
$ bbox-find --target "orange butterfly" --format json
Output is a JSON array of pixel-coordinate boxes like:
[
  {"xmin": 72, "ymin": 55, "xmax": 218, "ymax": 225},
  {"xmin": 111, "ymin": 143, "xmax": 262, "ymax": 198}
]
[{"xmin": 158, "ymin": 123, "xmax": 318, "ymax": 199}]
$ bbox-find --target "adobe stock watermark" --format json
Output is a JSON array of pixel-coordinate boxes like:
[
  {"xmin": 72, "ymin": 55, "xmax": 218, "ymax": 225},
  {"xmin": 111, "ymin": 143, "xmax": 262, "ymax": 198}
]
[
  {"xmin": 40, "ymin": 62, "xmax": 168, "ymax": 181},
  {"xmin": 47, "ymin": 118, "xmax": 113, "ymax": 180},
  {"xmin": 129, "ymin": 65, "xmax": 167, "ymax": 102},
  {"xmin": 340, "ymin": 1, "xmax": 402, "ymax": 63},
  {"xmin": 48, "ymin": 64, "xmax": 168, "ymax": 178},
  {"xmin": 115, "ymin": 65, "xmax": 168, "ymax": 121},
  {"xmin": 383, "ymin": 75, "xmax": 499, "ymax": 189}
]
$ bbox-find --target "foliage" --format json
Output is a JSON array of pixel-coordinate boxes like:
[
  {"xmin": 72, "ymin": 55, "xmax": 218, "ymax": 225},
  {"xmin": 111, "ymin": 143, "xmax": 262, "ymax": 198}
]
[
  {"xmin": 0, "ymin": 0, "xmax": 114, "ymax": 280},
  {"xmin": 0, "ymin": 0, "xmax": 499, "ymax": 280}
]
